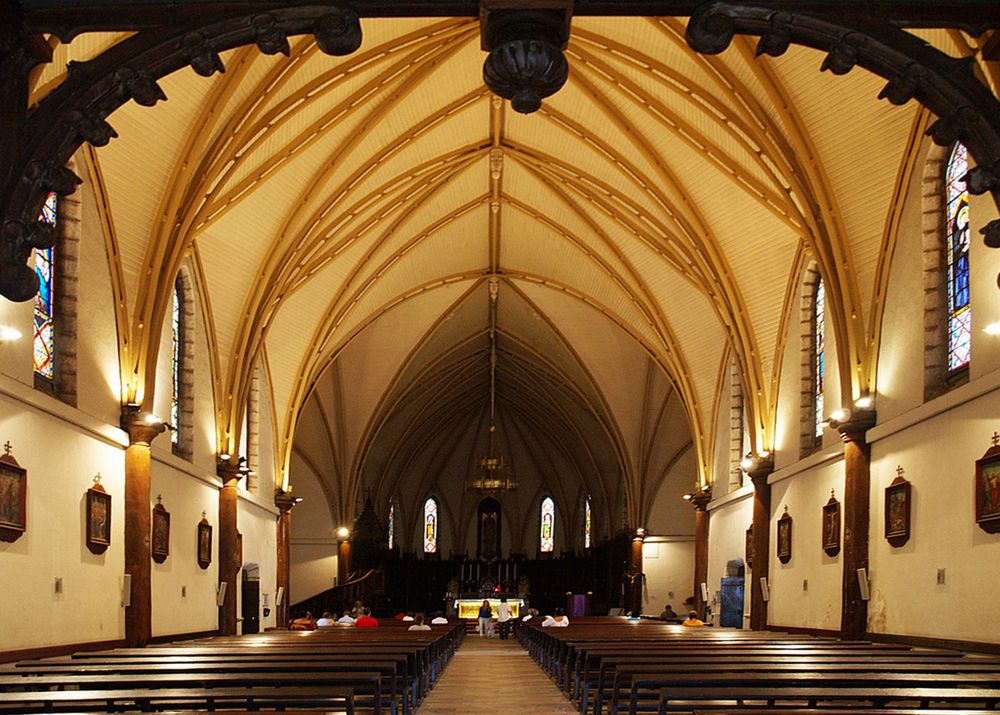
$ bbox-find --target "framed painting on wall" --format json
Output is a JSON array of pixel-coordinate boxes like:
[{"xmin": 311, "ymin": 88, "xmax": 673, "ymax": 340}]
[
  {"xmin": 0, "ymin": 446, "xmax": 26, "ymax": 543},
  {"xmin": 86, "ymin": 481, "xmax": 112, "ymax": 554},
  {"xmin": 197, "ymin": 516, "xmax": 212, "ymax": 569},
  {"xmin": 822, "ymin": 490, "xmax": 841, "ymax": 557},
  {"xmin": 975, "ymin": 440, "xmax": 1000, "ymax": 534},
  {"xmin": 884, "ymin": 472, "xmax": 911, "ymax": 547},
  {"xmin": 776, "ymin": 506, "xmax": 792, "ymax": 564},
  {"xmin": 152, "ymin": 498, "xmax": 170, "ymax": 563}
]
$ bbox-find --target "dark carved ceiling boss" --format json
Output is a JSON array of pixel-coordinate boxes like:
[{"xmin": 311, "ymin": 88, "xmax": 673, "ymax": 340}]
[{"xmin": 2, "ymin": 0, "xmax": 1000, "ymax": 302}]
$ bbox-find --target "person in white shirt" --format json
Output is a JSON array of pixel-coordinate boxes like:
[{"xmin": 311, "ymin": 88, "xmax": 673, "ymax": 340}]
[
  {"xmin": 430, "ymin": 612, "xmax": 448, "ymax": 625},
  {"xmin": 495, "ymin": 596, "xmax": 513, "ymax": 640},
  {"xmin": 336, "ymin": 610, "xmax": 355, "ymax": 625},
  {"xmin": 407, "ymin": 613, "xmax": 432, "ymax": 631},
  {"xmin": 316, "ymin": 611, "xmax": 336, "ymax": 628},
  {"xmin": 401, "ymin": 612, "xmax": 415, "ymax": 622},
  {"xmin": 541, "ymin": 608, "xmax": 570, "ymax": 627}
]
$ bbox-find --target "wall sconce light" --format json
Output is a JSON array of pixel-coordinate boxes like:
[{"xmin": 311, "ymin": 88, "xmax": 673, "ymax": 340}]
[
  {"xmin": 0, "ymin": 325, "xmax": 22, "ymax": 342},
  {"xmin": 336, "ymin": 526, "xmax": 350, "ymax": 540},
  {"xmin": 854, "ymin": 395, "xmax": 873, "ymax": 409},
  {"xmin": 984, "ymin": 322, "xmax": 1000, "ymax": 335}
]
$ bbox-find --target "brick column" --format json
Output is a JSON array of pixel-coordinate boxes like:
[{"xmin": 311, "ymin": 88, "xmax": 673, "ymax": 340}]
[
  {"xmin": 121, "ymin": 407, "xmax": 166, "ymax": 647},
  {"xmin": 274, "ymin": 489, "xmax": 299, "ymax": 627},
  {"xmin": 217, "ymin": 460, "xmax": 244, "ymax": 635},
  {"xmin": 835, "ymin": 410, "xmax": 876, "ymax": 639},
  {"xmin": 746, "ymin": 454, "xmax": 774, "ymax": 631},
  {"xmin": 690, "ymin": 487, "xmax": 712, "ymax": 620}
]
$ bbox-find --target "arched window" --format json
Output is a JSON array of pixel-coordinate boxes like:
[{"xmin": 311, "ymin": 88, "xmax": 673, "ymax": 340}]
[
  {"xmin": 171, "ymin": 280, "xmax": 183, "ymax": 447},
  {"xmin": 583, "ymin": 497, "xmax": 592, "ymax": 549},
  {"xmin": 387, "ymin": 502, "xmax": 395, "ymax": 550},
  {"xmin": 33, "ymin": 192, "xmax": 57, "ymax": 382},
  {"xmin": 945, "ymin": 142, "xmax": 971, "ymax": 373},
  {"xmin": 243, "ymin": 363, "xmax": 260, "ymax": 493},
  {"xmin": 729, "ymin": 355, "xmax": 746, "ymax": 489},
  {"xmin": 813, "ymin": 277, "xmax": 826, "ymax": 441},
  {"xmin": 171, "ymin": 271, "xmax": 195, "ymax": 459},
  {"xmin": 423, "ymin": 497, "xmax": 438, "ymax": 554},
  {"xmin": 540, "ymin": 496, "xmax": 555, "ymax": 553}
]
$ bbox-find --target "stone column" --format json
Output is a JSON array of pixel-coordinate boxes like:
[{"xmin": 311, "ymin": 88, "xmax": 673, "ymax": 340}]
[
  {"xmin": 216, "ymin": 460, "xmax": 243, "ymax": 636},
  {"xmin": 836, "ymin": 410, "xmax": 876, "ymax": 639},
  {"xmin": 121, "ymin": 408, "xmax": 166, "ymax": 647},
  {"xmin": 746, "ymin": 454, "xmax": 774, "ymax": 631},
  {"xmin": 625, "ymin": 529, "xmax": 645, "ymax": 616},
  {"xmin": 690, "ymin": 487, "xmax": 712, "ymax": 620},
  {"xmin": 274, "ymin": 489, "xmax": 298, "ymax": 628}
]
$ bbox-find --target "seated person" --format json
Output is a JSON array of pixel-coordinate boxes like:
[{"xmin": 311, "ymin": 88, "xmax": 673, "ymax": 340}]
[
  {"xmin": 682, "ymin": 610, "xmax": 705, "ymax": 627},
  {"xmin": 354, "ymin": 606, "xmax": 379, "ymax": 628},
  {"xmin": 659, "ymin": 604, "xmax": 678, "ymax": 621},
  {"xmin": 316, "ymin": 611, "xmax": 336, "ymax": 628},
  {"xmin": 430, "ymin": 611, "xmax": 448, "ymax": 625},
  {"xmin": 289, "ymin": 611, "xmax": 317, "ymax": 631},
  {"xmin": 522, "ymin": 607, "xmax": 539, "ymax": 621},
  {"xmin": 401, "ymin": 611, "xmax": 415, "ymax": 622},
  {"xmin": 407, "ymin": 613, "xmax": 432, "ymax": 631},
  {"xmin": 541, "ymin": 608, "xmax": 570, "ymax": 627},
  {"xmin": 337, "ymin": 610, "xmax": 355, "ymax": 625}
]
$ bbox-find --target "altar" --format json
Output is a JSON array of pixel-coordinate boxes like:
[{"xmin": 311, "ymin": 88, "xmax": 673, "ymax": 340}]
[{"xmin": 454, "ymin": 598, "xmax": 525, "ymax": 619}]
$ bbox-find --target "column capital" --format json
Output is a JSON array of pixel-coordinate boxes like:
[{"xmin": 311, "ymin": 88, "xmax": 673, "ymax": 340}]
[
  {"xmin": 216, "ymin": 458, "xmax": 245, "ymax": 487},
  {"xmin": 833, "ymin": 409, "xmax": 877, "ymax": 444},
  {"xmin": 120, "ymin": 406, "xmax": 167, "ymax": 446},
  {"xmin": 274, "ymin": 489, "xmax": 301, "ymax": 514},
  {"xmin": 687, "ymin": 485, "xmax": 712, "ymax": 511},
  {"xmin": 745, "ymin": 453, "xmax": 775, "ymax": 486}
]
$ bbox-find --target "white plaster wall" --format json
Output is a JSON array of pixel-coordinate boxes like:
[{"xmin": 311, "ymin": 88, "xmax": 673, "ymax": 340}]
[
  {"xmin": 642, "ymin": 539, "xmax": 695, "ymax": 616},
  {"xmin": 288, "ymin": 456, "xmax": 338, "ymax": 602},
  {"xmin": 706, "ymin": 493, "xmax": 752, "ymax": 627},
  {"xmin": 645, "ymin": 446, "xmax": 697, "ymax": 536},
  {"xmin": 867, "ymin": 383, "xmax": 1000, "ymax": 644},
  {"xmin": 768, "ymin": 459, "xmax": 845, "ymax": 631},
  {"xmin": 0, "ymin": 387, "xmax": 127, "ymax": 651},
  {"xmin": 290, "ymin": 542, "xmax": 339, "ymax": 602},
  {"xmin": 238, "ymin": 497, "xmax": 279, "ymax": 632},
  {"xmin": 149, "ymin": 461, "xmax": 220, "ymax": 637}
]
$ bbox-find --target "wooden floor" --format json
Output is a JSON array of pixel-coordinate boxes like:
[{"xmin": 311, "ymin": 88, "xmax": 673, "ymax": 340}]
[{"xmin": 419, "ymin": 634, "xmax": 577, "ymax": 714}]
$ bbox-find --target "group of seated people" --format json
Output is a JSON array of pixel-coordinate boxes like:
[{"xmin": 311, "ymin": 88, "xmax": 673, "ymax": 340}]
[
  {"xmin": 290, "ymin": 606, "xmax": 449, "ymax": 631},
  {"xmin": 658, "ymin": 603, "xmax": 705, "ymax": 626}
]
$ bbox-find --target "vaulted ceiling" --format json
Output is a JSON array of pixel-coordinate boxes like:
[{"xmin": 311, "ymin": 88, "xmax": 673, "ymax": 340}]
[{"xmin": 27, "ymin": 14, "xmax": 997, "ymax": 529}]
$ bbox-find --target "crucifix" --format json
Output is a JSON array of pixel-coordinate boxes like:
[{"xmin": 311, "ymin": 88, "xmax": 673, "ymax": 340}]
[
  {"xmin": 991, "ymin": 432, "xmax": 999, "ymax": 447},
  {"xmin": 896, "ymin": 465, "xmax": 905, "ymax": 479},
  {"xmin": 2, "ymin": 441, "xmax": 11, "ymax": 456}
]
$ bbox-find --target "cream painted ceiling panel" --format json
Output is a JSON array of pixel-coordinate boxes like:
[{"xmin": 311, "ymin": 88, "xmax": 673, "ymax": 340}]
[
  {"xmin": 30, "ymin": 32, "xmax": 130, "ymax": 105},
  {"xmin": 97, "ymin": 64, "xmax": 224, "ymax": 314}
]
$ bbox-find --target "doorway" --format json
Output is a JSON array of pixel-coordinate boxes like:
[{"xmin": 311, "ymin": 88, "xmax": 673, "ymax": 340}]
[{"xmin": 241, "ymin": 564, "xmax": 260, "ymax": 634}]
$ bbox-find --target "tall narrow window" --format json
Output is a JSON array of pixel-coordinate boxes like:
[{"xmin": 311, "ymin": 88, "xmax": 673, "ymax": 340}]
[
  {"xmin": 387, "ymin": 502, "xmax": 395, "ymax": 550},
  {"xmin": 33, "ymin": 192, "xmax": 58, "ymax": 381},
  {"xmin": 540, "ymin": 496, "xmax": 555, "ymax": 553},
  {"xmin": 813, "ymin": 278, "xmax": 825, "ymax": 441},
  {"xmin": 171, "ymin": 279, "xmax": 183, "ymax": 446},
  {"xmin": 946, "ymin": 142, "xmax": 971, "ymax": 373},
  {"xmin": 423, "ymin": 498, "xmax": 438, "ymax": 554},
  {"xmin": 583, "ymin": 497, "xmax": 592, "ymax": 549}
]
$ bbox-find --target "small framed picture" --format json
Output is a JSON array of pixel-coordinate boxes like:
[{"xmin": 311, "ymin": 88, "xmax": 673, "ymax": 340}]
[
  {"xmin": 745, "ymin": 524, "xmax": 754, "ymax": 570},
  {"xmin": 776, "ymin": 507, "xmax": 792, "ymax": 564},
  {"xmin": 975, "ymin": 443, "xmax": 1000, "ymax": 534},
  {"xmin": 822, "ymin": 491, "xmax": 841, "ymax": 557},
  {"xmin": 152, "ymin": 500, "xmax": 170, "ymax": 563},
  {"xmin": 197, "ymin": 517, "xmax": 212, "ymax": 569},
  {"xmin": 86, "ymin": 484, "xmax": 112, "ymax": 554},
  {"xmin": 0, "ymin": 450, "xmax": 27, "ymax": 543},
  {"xmin": 884, "ymin": 474, "xmax": 911, "ymax": 547}
]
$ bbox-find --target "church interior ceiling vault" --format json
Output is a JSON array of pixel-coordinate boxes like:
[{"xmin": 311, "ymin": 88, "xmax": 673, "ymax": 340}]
[{"xmin": 14, "ymin": 6, "xmax": 1000, "ymax": 531}]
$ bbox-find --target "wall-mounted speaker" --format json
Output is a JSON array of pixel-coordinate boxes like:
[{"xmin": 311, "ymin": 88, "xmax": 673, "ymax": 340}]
[
  {"xmin": 121, "ymin": 574, "xmax": 132, "ymax": 607},
  {"xmin": 216, "ymin": 581, "xmax": 228, "ymax": 607},
  {"xmin": 276, "ymin": 586, "xmax": 285, "ymax": 605},
  {"xmin": 759, "ymin": 576, "xmax": 770, "ymax": 602},
  {"xmin": 700, "ymin": 582, "xmax": 709, "ymax": 602},
  {"xmin": 857, "ymin": 568, "xmax": 870, "ymax": 601}
]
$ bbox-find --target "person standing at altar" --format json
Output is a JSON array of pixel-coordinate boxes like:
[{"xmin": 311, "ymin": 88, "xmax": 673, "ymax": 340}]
[
  {"xmin": 495, "ymin": 596, "xmax": 513, "ymax": 640},
  {"xmin": 477, "ymin": 599, "xmax": 493, "ymax": 637}
]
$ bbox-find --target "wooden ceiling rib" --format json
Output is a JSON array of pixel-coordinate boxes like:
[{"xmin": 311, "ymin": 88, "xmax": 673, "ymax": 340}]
[{"xmin": 74, "ymin": 15, "xmax": 957, "ymax": 524}]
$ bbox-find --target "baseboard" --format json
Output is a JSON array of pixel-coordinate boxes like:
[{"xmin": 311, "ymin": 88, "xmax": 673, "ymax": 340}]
[
  {"xmin": 0, "ymin": 638, "xmax": 125, "ymax": 664},
  {"xmin": 148, "ymin": 628, "xmax": 220, "ymax": 644},
  {"xmin": 868, "ymin": 631, "xmax": 1000, "ymax": 655}
]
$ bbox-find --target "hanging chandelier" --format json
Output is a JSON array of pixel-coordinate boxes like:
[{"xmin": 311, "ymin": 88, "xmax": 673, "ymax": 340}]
[{"xmin": 466, "ymin": 276, "xmax": 517, "ymax": 492}]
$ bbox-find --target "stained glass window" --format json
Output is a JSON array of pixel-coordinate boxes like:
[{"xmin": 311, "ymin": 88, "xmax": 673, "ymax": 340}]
[
  {"xmin": 584, "ymin": 497, "xmax": 592, "ymax": 549},
  {"xmin": 388, "ymin": 502, "xmax": 395, "ymax": 550},
  {"xmin": 171, "ymin": 280, "xmax": 182, "ymax": 445},
  {"xmin": 33, "ymin": 192, "xmax": 58, "ymax": 380},
  {"xmin": 946, "ymin": 142, "xmax": 971, "ymax": 373},
  {"xmin": 813, "ymin": 278, "xmax": 825, "ymax": 439},
  {"xmin": 540, "ymin": 496, "xmax": 555, "ymax": 552},
  {"xmin": 423, "ymin": 498, "xmax": 437, "ymax": 553}
]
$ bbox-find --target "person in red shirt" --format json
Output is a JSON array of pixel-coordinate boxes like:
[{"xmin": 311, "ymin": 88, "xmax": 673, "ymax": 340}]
[{"xmin": 355, "ymin": 607, "xmax": 378, "ymax": 628}]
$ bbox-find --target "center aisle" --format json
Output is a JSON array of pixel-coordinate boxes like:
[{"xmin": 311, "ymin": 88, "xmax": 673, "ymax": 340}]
[{"xmin": 419, "ymin": 634, "xmax": 577, "ymax": 714}]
